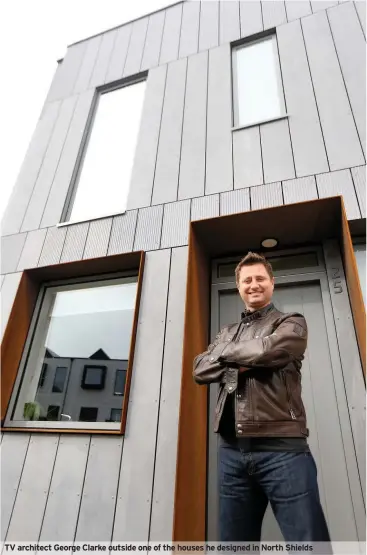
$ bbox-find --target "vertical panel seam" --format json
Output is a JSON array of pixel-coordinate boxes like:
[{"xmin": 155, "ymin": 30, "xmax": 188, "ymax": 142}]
[
  {"xmin": 353, "ymin": 1, "xmax": 366, "ymax": 39},
  {"xmin": 3, "ymin": 435, "xmax": 32, "ymax": 542},
  {"xmin": 300, "ymin": 18, "xmax": 331, "ymax": 172},
  {"xmin": 80, "ymin": 222, "xmax": 91, "ymax": 260},
  {"xmin": 37, "ymin": 435, "xmax": 61, "ymax": 540},
  {"xmin": 147, "ymin": 248, "xmax": 172, "ymax": 541},
  {"xmin": 150, "ymin": 66, "xmax": 169, "ymax": 206},
  {"xmin": 111, "ymin": 437, "xmax": 126, "ymax": 541},
  {"xmin": 260, "ymin": 1, "xmax": 265, "ymax": 28},
  {"xmin": 138, "ymin": 19, "xmax": 150, "ymax": 73},
  {"xmin": 176, "ymin": 58, "xmax": 189, "ymax": 202},
  {"xmin": 13, "ymin": 232, "xmax": 28, "ymax": 272},
  {"xmin": 197, "ymin": 1, "xmax": 202, "ymax": 53},
  {"xmin": 17, "ymin": 101, "xmax": 62, "ymax": 234},
  {"xmin": 73, "ymin": 436, "xmax": 92, "ymax": 541},
  {"xmin": 121, "ymin": 25, "xmax": 134, "ymax": 78},
  {"xmin": 103, "ymin": 30, "xmax": 119, "ymax": 85},
  {"xmin": 349, "ymin": 168, "xmax": 365, "ymax": 216},
  {"xmin": 284, "ymin": 1, "xmax": 290, "ymax": 22},
  {"xmin": 35, "ymin": 228, "xmax": 49, "ymax": 268},
  {"xmin": 217, "ymin": 0, "xmax": 220, "ymax": 50},
  {"xmin": 326, "ymin": 8, "xmax": 366, "ymax": 163},
  {"xmin": 157, "ymin": 10, "xmax": 167, "ymax": 68},
  {"xmin": 177, "ymin": 3, "xmax": 185, "ymax": 61},
  {"xmin": 87, "ymin": 37, "xmax": 103, "ymax": 89}
]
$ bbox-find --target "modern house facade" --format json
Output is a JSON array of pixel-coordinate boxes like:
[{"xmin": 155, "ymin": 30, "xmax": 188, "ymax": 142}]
[{"xmin": 1, "ymin": 0, "xmax": 366, "ymax": 544}]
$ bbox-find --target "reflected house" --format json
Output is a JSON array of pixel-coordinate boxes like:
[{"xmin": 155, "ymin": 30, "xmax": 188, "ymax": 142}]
[{"xmin": 35, "ymin": 348, "xmax": 127, "ymax": 423}]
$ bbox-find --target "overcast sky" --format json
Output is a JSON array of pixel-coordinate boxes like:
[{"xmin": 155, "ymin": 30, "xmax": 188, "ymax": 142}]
[{"xmin": 0, "ymin": 0, "xmax": 175, "ymax": 221}]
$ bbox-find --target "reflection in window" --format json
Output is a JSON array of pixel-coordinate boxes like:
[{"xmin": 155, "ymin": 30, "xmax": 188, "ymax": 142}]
[
  {"xmin": 52, "ymin": 367, "xmax": 67, "ymax": 393},
  {"xmin": 110, "ymin": 409, "xmax": 122, "ymax": 422},
  {"xmin": 354, "ymin": 242, "xmax": 366, "ymax": 305},
  {"xmin": 38, "ymin": 363, "xmax": 48, "ymax": 388},
  {"xmin": 114, "ymin": 369, "xmax": 126, "ymax": 396},
  {"xmin": 79, "ymin": 407, "xmax": 98, "ymax": 422},
  {"xmin": 67, "ymin": 81, "xmax": 146, "ymax": 223},
  {"xmin": 12, "ymin": 277, "xmax": 138, "ymax": 428},
  {"xmin": 233, "ymin": 36, "xmax": 284, "ymax": 127},
  {"xmin": 47, "ymin": 405, "xmax": 60, "ymax": 421}
]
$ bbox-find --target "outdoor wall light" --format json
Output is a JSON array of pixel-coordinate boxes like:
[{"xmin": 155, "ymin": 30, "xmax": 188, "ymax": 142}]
[{"xmin": 261, "ymin": 238, "xmax": 278, "ymax": 248}]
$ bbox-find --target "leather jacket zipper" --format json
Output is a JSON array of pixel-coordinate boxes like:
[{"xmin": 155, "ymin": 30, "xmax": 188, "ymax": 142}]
[{"xmin": 282, "ymin": 371, "xmax": 296, "ymax": 420}]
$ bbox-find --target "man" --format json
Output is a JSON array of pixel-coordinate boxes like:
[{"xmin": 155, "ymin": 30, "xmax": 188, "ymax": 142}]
[{"xmin": 193, "ymin": 252, "xmax": 331, "ymax": 543}]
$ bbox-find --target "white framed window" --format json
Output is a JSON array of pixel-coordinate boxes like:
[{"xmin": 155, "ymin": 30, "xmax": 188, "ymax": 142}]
[
  {"xmin": 5, "ymin": 274, "xmax": 138, "ymax": 431},
  {"xmin": 232, "ymin": 35, "xmax": 286, "ymax": 128},
  {"xmin": 64, "ymin": 79, "xmax": 146, "ymax": 224}
]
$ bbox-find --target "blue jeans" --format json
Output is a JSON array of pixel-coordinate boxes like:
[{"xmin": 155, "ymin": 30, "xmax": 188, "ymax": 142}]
[{"xmin": 219, "ymin": 438, "xmax": 331, "ymax": 543}]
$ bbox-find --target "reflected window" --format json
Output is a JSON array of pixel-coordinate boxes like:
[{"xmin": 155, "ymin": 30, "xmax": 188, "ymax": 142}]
[
  {"xmin": 66, "ymin": 81, "xmax": 146, "ymax": 223},
  {"xmin": 110, "ymin": 409, "xmax": 122, "ymax": 422},
  {"xmin": 52, "ymin": 366, "xmax": 67, "ymax": 393},
  {"xmin": 38, "ymin": 363, "xmax": 47, "ymax": 388},
  {"xmin": 79, "ymin": 407, "xmax": 98, "ymax": 422},
  {"xmin": 47, "ymin": 405, "xmax": 60, "ymax": 421},
  {"xmin": 114, "ymin": 369, "xmax": 126, "ymax": 396},
  {"xmin": 353, "ymin": 242, "xmax": 366, "ymax": 305},
  {"xmin": 232, "ymin": 36, "xmax": 285, "ymax": 127},
  {"xmin": 11, "ymin": 276, "xmax": 138, "ymax": 430}
]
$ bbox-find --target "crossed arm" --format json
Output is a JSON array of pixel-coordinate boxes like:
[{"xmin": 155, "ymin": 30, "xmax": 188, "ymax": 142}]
[{"xmin": 193, "ymin": 315, "xmax": 307, "ymax": 385}]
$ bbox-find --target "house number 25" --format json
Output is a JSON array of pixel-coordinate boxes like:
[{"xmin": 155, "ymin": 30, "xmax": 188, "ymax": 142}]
[{"xmin": 332, "ymin": 268, "xmax": 343, "ymax": 294}]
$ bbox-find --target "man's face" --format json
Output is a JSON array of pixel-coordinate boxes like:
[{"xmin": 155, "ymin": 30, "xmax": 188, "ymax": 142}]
[{"xmin": 237, "ymin": 263, "xmax": 274, "ymax": 311}]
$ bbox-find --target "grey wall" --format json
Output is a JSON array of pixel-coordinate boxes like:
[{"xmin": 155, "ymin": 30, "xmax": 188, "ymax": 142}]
[{"xmin": 1, "ymin": 0, "xmax": 366, "ymax": 542}]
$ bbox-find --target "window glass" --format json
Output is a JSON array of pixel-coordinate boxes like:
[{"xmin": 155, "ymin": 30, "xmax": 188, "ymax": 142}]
[
  {"xmin": 67, "ymin": 81, "xmax": 146, "ymax": 223},
  {"xmin": 110, "ymin": 409, "xmax": 122, "ymax": 422},
  {"xmin": 233, "ymin": 36, "xmax": 283, "ymax": 127},
  {"xmin": 354, "ymin": 242, "xmax": 366, "ymax": 305},
  {"xmin": 12, "ymin": 277, "xmax": 137, "ymax": 427}
]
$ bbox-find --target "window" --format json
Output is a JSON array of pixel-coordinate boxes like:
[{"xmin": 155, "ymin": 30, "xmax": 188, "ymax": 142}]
[
  {"xmin": 81, "ymin": 365, "xmax": 106, "ymax": 390},
  {"xmin": 353, "ymin": 241, "xmax": 366, "ymax": 305},
  {"xmin": 109, "ymin": 409, "xmax": 122, "ymax": 422},
  {"xmin": 79, "ymin": 407, "xmax": 98, "ymax": 422},
  {"xmin": 114, "ymin": 369, "xmax": 127, "ymax": 396},
  {"xmin": 232, "ymin": 35, "xmax": 285, "ymax": 127},
  {"xmin": 8, "ymin": 275, "xmax": 138, "ymax": 430},
  {"xmin": 52, "ymin": 366, "xmax": 68, "ymax": 393},
  {"xmin": 38, "ymin": 363, "xmax": 47, "ymax": 388},
  {"xmin": 65, "ymin": 80, "xmax": 146, "ymax": 224}
]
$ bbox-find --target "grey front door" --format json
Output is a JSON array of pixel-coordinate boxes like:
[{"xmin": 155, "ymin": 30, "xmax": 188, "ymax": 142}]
[{"xmin": 207, "ymin": 259, "xmax": 365, "ymax": 542}]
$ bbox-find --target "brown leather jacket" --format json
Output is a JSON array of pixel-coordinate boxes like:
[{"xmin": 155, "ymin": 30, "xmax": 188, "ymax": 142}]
[{"xmin": 193, "ymin": 303, "xmax": 309, "ymax": 438}]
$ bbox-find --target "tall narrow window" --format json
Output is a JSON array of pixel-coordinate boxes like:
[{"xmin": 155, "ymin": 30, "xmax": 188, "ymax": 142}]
[
  {"xmin": 232, "ymin": 36, "xmax": 285, "ymax": 127},
  {"xmin": 66, "ymin": 80, "xmax": 146, "ymax": 223}
]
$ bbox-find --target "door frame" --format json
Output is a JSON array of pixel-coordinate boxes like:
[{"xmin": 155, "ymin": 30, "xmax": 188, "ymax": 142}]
[{"xmin": 207, "ymin": 260, "xmax": 365, "ymax": 541}]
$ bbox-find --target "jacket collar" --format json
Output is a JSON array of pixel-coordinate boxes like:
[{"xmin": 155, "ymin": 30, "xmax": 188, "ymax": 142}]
[{"xmin": 241, "ymin": 302, "xmax": 275, "ymax": 323}]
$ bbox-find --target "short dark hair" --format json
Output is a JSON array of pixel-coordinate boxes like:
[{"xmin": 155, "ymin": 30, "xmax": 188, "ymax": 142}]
[{"xmin": 235, "ymin": 252, "xmax": 274, "ymax": 285}]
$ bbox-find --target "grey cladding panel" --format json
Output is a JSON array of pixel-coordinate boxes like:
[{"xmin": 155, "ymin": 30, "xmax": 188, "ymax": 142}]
[
  {"xmin": 260, "ymin": 119, "xmax": 295, "ymax": 183},
  {"xmin": 134, "ymin": 205, "xmax": 163, "ymax": 251},
  {"xmin": 354, "ymin": 1, "xmax": 366, "ymax": 37},
  {"xmin": 1, "ymin": 102, "xmax": 60, "ymax": 236},
  {"xmin": 1, "ymin": 434, "xmax": 30, "ymax": 541},
  {"xmin": 1, "ymin": 233, "xmax": 27, "ymax": 274},
  {"xmin": 351, "ymin": 165, "xmax": 366, "ymax": 217},
  {"xmin": 21, "ymin": 95, "xmax": 78, "ymax": 232},
  {"xmin": 123, "ymin": 18, "xmax": 149, "ymax": 76},
  {"xmin": 149, "ymin": 246, "xmax": 188, "ymax": 540},
  {"xmin": 6, "ymin": 435, "xmax": 59, "ymax": 541},
  {"xmin": 261, "ymin": 1, "xmax": 287, "ymax": 29},
  {"xmin": 178, "ymin": 51, "xmax": 207, "ymax": 201},
  {"xmin": 160, "ymin": 200, "xmax": 191, "ymax": 249},
  {"xmin": 285, "ymin": 1, "xmax": 312, "ymax": 21},
  {"xmin": 47, "ymin": 42, "xmax": 86, "ymax": 101},
  {"xmin": 179, "ymin": 1, "xmax": 200, "ymax": 58},
  {"xmin": 113, "ymin": 249, "xmax": 170, "ymax": 541},
  {"xmin": 206, "ymin": 45, "xmax": 233, "ymax": 195},
  {"xmin": 38, "ymin": 226, "xmax": 67, "ymax": 267},
  {"xmin": 108, "ymin": 211, "xmax": 138, "ymax": 255},
  {"xmin": 191, "ymin": 195, "xmax": 219, "ymax": 221},
  {"xmin": 220, "ymin": 1, "xmax": 241, "ymax": 44},
  {"xmin": 141, "ymin": 11, "xmax": 165, "ymax": 71},
  {"xmin": 240, "ymin": 1, "xmax": 263, "ymax": 37},
  {"xmin": 233, "ymin": 127, "xmax": 263, "ymax": 189},
  {"xmin": 250, "ymin": 181, "xmax": 283, "ymax": 210},
  {"xmin": 277, "ymin": 20, "xmax": 329, "ymax": 177},
  {"xmin": 159, "ymin": 3, "xmax": 183, "ymax": 65},
  {"xmin": 127, "ymin": 66, "xmax": 166, "ymax": 210},
  {"xmin": 39, "ymin": 436, "xmax": 89, "ymax": 541},
  {"xmin": 152, "ymin": 58, "xmax": 187, "ymax": 206},
  {"xmin": 199, "ymin": 1, "xmax": 219, "ymax": 51},
  {"xmin": 60, "ymin": 222, "xmax": 89, "ymax": 262},
  {"xmin": 220, "ymin": 188, "xmax": 250, "ymax": 216},
  {"xmin": 316, "ymin": 169, "xmax": 361, "ymax": 220},
  {"xmin": 328, "ymin": 3, "xmax": 366, "ymax": 157},
  {"xmin": 302, "ymin": 11, "xmax": 365, "ymax": 171},
  {"xmin": 73, "ymin": 35, "xmax": 102, "ymax": 94},
  {"xmin": 40, "ymin": 89, "xmax": 95, "ymax": 228},
  {"xmin": 17, "ymin": 229, "xmax": 46, "ymax": 271},
  {"xmin": 282, "ymin": 175, "xmax": 318, "ymax": 204},
  {"xmin": 75, "ymin": 437, "xmax": 123, "ymax": 541},
  {"xmin": 1, "ymin": 273, "xmax": 22, "ymax": 340},
  {"xmin": 311, "ymin": 1, "xmax": 338, "ymax": 13},
  {"xmin": 89, "ymin": 30, "xmax": 118, "ymax": 88},
  {"xmin": 83, "ymin": 218, "xmax": 113, "ymax": 259},
  {"xmin": 104, "ymin": 25, "xmax": 132, "ymax": 84}
]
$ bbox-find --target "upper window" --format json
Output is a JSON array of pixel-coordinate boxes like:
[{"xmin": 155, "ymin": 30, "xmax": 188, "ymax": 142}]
[
  {"xmin": 353, "ymin": 241, "xmax": 366, "ymax": 306},
  {"xmin": 232, "ymin": 36, "xmax": 285, "ymax": 128},
  {"xmin": 7, "ymin": 275, "xmax": 138, "ymax": 431},
  {"xmin": 65, "ymin": 80, "xmax": 146, "ymax": 224}
]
